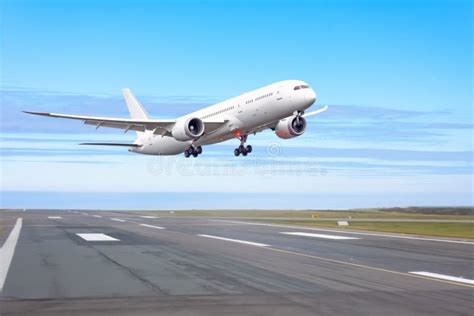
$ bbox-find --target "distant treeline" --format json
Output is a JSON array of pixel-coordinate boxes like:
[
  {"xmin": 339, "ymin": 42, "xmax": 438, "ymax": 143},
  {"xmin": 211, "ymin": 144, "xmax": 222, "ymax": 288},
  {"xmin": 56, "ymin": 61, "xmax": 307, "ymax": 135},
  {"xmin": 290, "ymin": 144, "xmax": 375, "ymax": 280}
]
[{"xmin": 379, "ymin": 207, "xmax": 474, "ymax": 215}]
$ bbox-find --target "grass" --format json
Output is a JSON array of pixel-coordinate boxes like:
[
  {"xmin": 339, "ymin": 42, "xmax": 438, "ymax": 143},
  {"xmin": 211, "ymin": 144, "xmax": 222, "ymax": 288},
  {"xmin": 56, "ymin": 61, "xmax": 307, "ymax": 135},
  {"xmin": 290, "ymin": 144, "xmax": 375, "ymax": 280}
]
[
  {"xmin": 136, "ymin": 208, "xmax": 474, "ymax": 239},
  {"xmin": 257, "ymin": 220, "xmax": 474, "ymax": 239},
  {"xmin": 141, "ymin": 209, "xmax": 474, "ymax": 220}
]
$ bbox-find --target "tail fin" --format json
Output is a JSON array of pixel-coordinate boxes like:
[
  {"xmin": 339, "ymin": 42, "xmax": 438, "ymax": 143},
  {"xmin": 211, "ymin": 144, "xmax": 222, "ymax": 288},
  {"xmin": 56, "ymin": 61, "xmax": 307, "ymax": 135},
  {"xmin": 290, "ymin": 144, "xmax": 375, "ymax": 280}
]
[{"xmin": 122, "ymin": 88, "xmax": 150, "ymax": 120}]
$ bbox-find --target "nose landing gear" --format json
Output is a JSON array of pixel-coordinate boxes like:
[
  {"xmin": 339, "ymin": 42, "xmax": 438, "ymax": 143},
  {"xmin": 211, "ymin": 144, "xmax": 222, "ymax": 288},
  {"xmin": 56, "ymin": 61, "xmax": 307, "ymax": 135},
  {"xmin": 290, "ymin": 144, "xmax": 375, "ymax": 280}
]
[
  {"xmin": 234, "ymin": 135, "xmax": 252, "ymax": 157},
  {"xmin": 184, "ymin": 145, "xmax": 202, "ymax": 158}
]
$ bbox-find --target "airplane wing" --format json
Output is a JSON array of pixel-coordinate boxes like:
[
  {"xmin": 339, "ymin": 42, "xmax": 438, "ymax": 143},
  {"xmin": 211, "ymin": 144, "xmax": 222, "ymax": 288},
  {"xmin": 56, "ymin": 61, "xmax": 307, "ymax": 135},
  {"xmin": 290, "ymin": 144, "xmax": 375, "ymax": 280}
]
[
  {"xmin": 23, "ymin": 111, "xmax": 225, "ymax": 135},
  {"xmin": 245, "ymin": 105, "xmax": 329, "ymax": 135},
  {"xmin": 303, "ymin": 105, "xmax": 328, "ymax": 117}
]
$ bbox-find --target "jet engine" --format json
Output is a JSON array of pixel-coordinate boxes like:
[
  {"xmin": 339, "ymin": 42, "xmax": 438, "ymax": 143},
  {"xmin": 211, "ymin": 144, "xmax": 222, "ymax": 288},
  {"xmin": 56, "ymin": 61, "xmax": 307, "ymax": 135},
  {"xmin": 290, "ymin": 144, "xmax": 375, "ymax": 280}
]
[
  {"xmin": 171, "ymin": 117, "xmax": 205, "ymax": 141},
  {"xmin": 274, "ymin": 115, "xmax": 307, "ymax": 139}
]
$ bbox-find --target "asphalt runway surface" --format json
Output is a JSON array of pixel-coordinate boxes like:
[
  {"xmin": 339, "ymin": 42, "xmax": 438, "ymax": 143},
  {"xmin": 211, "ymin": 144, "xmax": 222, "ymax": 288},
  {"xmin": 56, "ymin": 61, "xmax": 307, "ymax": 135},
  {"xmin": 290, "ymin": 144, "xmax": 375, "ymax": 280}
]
[{"xmin": 0, "ymin": 209, "xmax": 473, "ymax": 315}]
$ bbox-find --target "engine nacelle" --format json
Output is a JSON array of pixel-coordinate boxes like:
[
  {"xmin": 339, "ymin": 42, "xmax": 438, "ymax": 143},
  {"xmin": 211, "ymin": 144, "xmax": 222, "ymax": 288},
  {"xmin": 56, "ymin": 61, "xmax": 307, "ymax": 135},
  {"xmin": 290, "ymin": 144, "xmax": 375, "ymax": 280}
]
[
  {"xmin": 171, "ymin": 117, "xmax": 205, "ymax": 141},
  {"xmin": 274, "ymin": 115, "xmax": 307, "ymax": 139}
]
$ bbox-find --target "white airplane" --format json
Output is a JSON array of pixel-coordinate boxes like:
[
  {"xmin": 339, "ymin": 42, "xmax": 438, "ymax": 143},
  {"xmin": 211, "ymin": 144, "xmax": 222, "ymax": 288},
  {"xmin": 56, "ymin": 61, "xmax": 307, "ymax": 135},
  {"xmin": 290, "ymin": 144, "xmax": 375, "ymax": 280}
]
[{"xmin": 24, "ymin": 80, "xmax": 327, "ymax": 157}]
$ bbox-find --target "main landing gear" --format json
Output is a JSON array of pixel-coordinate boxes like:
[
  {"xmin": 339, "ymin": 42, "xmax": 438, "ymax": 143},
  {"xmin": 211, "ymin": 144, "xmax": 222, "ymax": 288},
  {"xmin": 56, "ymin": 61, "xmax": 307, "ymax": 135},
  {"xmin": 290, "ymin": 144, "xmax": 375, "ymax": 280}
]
[
  {"xmin": 184, "ymin": 145, "xmax": 202, "ymax": 158},
  {"xmin": 234, "ymin": 135, "xmax": 252, "ymax": 157}
]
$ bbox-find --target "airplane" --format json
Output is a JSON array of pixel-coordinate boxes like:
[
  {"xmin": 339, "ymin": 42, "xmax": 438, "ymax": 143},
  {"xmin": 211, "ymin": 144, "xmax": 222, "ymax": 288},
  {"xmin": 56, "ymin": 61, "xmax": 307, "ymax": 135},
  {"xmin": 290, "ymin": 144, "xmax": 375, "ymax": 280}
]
[{"xmin": 24, "ymin": 80, "xmax": 328, "ymax": 157}]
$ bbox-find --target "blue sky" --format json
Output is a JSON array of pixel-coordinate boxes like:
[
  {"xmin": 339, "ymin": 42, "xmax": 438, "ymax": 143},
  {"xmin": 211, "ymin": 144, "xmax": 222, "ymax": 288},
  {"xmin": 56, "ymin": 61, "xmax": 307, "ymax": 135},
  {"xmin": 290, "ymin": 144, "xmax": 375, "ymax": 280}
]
[{"xmin": 1, "ymin": 0, "xmax": 472, "ymax": 209}]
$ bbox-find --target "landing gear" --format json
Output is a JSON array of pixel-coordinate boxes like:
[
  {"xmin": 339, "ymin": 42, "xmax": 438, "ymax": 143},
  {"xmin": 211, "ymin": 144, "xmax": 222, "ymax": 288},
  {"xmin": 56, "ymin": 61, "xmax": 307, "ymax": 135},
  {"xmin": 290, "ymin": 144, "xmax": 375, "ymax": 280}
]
[
  {"xmin": 234, "ymin": 135, "xmax": 253, "ymax": 157},
  {"xmin": 184, "ymin": 145, "xmax": 202, "ymax": 158}
]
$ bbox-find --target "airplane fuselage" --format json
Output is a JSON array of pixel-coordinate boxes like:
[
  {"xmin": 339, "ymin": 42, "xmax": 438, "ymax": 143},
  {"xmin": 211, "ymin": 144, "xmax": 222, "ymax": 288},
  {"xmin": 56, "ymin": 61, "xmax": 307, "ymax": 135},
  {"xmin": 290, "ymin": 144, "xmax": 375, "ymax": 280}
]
[{"xmin": 133, "ymin": 80, "xmax": 317, "ymax": 155}]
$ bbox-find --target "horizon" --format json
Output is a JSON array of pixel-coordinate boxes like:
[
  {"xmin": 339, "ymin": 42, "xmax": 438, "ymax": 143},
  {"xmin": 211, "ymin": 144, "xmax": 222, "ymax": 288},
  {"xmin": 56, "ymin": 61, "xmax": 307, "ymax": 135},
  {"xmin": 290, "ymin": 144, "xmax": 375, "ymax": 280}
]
[{"xmin": 2, "ymin": 206, "xmax": 473, "ymax": 211}]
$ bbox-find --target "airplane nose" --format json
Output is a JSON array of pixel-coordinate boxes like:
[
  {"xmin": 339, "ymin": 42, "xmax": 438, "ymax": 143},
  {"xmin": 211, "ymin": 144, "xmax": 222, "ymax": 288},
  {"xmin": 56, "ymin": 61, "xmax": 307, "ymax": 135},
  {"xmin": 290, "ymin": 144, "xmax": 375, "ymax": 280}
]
[{"xmin": 305, "ymin": 89, "xmax": 317, "ymax": 105}]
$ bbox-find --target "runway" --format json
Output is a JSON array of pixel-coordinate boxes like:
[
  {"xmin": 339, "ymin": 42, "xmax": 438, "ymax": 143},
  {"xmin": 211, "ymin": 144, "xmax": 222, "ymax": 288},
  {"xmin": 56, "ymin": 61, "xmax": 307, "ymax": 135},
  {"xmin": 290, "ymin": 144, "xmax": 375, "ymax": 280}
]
[{"xmin": 1, "ymin": 209, "xmax": 473, "ymax": 315}]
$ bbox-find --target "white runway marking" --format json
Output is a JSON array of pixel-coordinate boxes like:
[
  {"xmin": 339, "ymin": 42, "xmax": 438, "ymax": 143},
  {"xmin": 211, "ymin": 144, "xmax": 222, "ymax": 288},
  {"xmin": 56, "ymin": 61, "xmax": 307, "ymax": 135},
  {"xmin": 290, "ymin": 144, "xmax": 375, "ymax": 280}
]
[
  {"xmin": 93, "ymin": 215, "xmax": 102, "ymax": 218},
  {"xmin": 410, "ymin": 272, "xmax": 474, "ymax": 285},
  {"xmin": 76, "ymin": 233, "xmax": 119, "ymax": 241},
  {"xmin": 81, "ymin": 213, "xmax": 89, "ymax": 216},
  {"xmin": 48, "ymin": 216, "xmax": 62, "ymax": 219},
  {"xmin": 281, "ymin": 232, "xmax": 360, "ymax": 240},
  {"xmin": 212, "ymin": 220, "xmax": 474, "ymax": 245},
  {"xmin": 111, "ymin": 218, "xmax": 126, "ymax": 222},
  {"xmin": 0, "ymin": 218, "xmax": 22, "ymax": 292},
  {"xmin": 140, "ymin": 216, "xmax": 158, "ymax": 219},
  {"xmin": 198, "ymin": 234, "xmax": 269, "ymax": 247},
  {"xmin": 139, "ymin": 224, "xmax": 165, "ymax": 229}
]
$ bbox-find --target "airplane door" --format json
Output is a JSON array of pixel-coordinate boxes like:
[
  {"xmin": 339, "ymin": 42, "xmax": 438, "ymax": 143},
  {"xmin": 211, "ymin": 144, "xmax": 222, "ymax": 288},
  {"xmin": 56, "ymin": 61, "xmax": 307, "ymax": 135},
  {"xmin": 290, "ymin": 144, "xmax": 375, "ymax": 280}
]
[{"xmin": 276, "ymin": 85, "xmax": 284, "ymax": 101}]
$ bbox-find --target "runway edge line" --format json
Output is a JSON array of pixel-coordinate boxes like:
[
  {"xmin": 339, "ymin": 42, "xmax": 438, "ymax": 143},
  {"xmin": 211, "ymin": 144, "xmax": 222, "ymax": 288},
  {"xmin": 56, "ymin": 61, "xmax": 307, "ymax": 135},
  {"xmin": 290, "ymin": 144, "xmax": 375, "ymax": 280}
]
[{"xmin": 0, "ymin": 218, "xmax": 23, "ymax": 292}]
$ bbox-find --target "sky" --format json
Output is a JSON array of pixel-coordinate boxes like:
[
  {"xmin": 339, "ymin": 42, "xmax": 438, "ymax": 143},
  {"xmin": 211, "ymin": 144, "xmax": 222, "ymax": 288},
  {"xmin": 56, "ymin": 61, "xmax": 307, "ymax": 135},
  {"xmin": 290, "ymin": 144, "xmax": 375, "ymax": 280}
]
[{"xmin": 0, "ymin": 0, "xmax": 472, "ymax": 209}]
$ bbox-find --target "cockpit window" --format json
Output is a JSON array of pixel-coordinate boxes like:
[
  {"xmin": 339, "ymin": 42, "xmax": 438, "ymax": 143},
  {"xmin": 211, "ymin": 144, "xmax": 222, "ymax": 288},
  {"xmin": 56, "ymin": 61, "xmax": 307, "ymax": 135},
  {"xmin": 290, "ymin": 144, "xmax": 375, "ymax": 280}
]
[
  {"xmin": 294, "ymin": 86, "xmax": 301, "ymax": 90},
  {"xmin": 301, "ymin": 85, "xmax": 309, "ymax": 89}
]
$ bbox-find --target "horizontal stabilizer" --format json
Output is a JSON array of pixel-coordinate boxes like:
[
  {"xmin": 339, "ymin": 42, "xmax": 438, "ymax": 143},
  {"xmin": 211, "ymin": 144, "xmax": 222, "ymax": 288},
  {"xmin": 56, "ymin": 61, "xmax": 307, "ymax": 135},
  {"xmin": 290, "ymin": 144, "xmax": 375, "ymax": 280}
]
[{"xmin": 79, "ymin": 143, "xmax": 142, "ymax": 147}]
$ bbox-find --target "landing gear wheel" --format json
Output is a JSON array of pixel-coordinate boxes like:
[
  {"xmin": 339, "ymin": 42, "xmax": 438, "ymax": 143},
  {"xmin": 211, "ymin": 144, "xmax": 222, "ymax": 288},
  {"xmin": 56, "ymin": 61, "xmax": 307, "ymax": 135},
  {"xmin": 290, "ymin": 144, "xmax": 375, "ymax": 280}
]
[
  {"xmin": 186, "ymin": 145, "xmax": 202, "ymax": 158},
  {"xmin": 233, "ymin": 135, "xmax": 253, "ymax": 157}
]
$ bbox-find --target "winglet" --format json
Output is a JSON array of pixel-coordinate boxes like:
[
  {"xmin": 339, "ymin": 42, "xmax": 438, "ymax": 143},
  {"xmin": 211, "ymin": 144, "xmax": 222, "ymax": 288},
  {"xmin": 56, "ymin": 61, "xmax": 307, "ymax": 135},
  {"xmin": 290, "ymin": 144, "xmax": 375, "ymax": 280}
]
[
  {"xmin": 23, "ymin": 111, "xmax": 52, "ymax": 117},
  {"xmin": 302, "ymin": 105, "xmax": 328, "ymax": 118}
]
